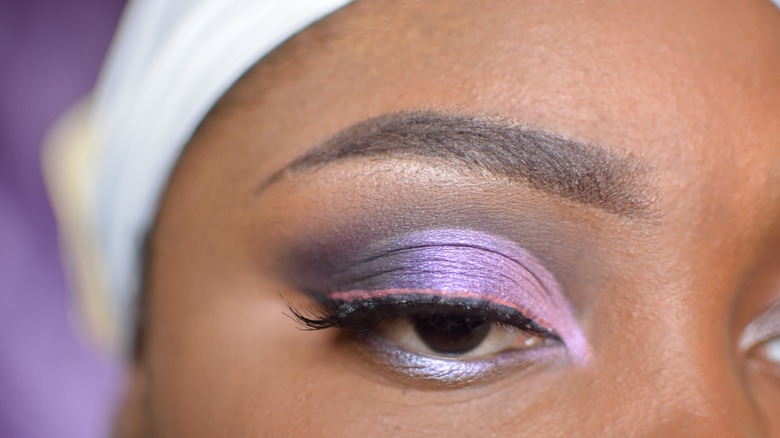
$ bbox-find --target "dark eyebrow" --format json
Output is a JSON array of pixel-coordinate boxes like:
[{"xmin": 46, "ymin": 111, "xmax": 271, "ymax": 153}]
[{"xmin": 260, "ymin": 111, "xmax": 659, "ymax": 219}]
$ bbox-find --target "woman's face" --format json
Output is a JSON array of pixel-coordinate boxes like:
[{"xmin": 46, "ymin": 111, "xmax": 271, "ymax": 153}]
[{"xmin": 123, "ymin": 1, "xmax": 780, "ymax": 436}]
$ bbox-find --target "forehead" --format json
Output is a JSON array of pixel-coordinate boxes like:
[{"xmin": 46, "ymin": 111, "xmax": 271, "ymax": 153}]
[{"xmin": 195, "ymin": 0, "xmax": 780, "ymax": 234}]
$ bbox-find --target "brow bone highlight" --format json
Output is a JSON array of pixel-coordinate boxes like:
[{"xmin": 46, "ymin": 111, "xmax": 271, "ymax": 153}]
[{"xmin": 271, "ymin": 111, "xmax": 659, "ymax": 219}]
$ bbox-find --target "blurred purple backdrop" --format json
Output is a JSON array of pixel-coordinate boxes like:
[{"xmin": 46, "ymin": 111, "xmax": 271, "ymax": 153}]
[{"xmin": 1, "ymin": 1, "xmax": 126, "ymax": 436}]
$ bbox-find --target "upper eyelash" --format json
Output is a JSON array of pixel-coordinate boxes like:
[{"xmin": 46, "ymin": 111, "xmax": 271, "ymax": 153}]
[{"xmin": 285, "ymin": 293, "xmax": 559, "ymax": 340}]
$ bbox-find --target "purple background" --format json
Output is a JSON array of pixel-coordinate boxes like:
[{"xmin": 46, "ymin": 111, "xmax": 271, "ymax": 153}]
[{"xmin": 1, "ymin": 0, "xmax": 126, "ymax": 436}]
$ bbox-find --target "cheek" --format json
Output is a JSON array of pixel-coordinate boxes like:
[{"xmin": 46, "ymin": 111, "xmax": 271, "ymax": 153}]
[
  {"xmin": 145, "ymin": 232, "xmax": 385, "ymax": 435},
  {"xmin": 146, "ymin": 270, "xmax": 327, "ymax": 434}
]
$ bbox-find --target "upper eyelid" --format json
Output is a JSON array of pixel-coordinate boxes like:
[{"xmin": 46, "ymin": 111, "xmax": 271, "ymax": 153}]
[
  {"xmin": 287, "ymin": 228, "xmax": 590, "ymax": 363},
  {"xmin": 318, "ymin": 232, "xmax": 556, "ymax": 300}
]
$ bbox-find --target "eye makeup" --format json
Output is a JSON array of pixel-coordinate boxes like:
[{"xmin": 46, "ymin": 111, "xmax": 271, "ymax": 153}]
[
  {"xmin": 355, "ymin": 332, "xmax": 562, "ymax": 388},
  {"xmin": 290, "ymin": 228, "xmax": 589, "ymax": 364}
]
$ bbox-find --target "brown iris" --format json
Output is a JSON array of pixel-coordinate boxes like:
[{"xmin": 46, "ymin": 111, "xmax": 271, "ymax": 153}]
[{"xmin": 413, "ymin": 313, "xmax": 492, "ymax": 355}]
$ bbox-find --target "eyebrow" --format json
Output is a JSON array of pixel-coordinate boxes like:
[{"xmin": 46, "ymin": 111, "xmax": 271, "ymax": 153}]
[{"xmin": 260, "ymin": 111, "xmax": 659, "ymax": 219}]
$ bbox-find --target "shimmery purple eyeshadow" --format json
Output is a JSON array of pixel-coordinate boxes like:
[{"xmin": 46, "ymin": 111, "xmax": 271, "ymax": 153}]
[{"xmin": 318, "ymin": 228, "xmax": 589, "ymax": 363}]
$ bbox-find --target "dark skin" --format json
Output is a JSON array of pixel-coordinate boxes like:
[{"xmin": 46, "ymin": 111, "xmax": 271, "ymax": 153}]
[{"xmin": 118, "ymin": 1, "xmax": 780, "ymax": 436}]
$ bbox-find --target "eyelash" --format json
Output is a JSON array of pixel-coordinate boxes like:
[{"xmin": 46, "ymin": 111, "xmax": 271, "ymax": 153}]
[{"xmin": 285, "ymin": 293, "xmax": 558, "ymax": 341}]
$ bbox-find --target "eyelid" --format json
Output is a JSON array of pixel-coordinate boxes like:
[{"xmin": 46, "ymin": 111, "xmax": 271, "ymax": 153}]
[
  {"xmin": 357, "ymin": 333, "xmax": 563, "ymax": 389},
  {"xmin": 303, "ymin": 229, "xmax": 589, "ymax": 363},
  {"xmin": 289, "ymin": 290, "xmax": 566, "ymax": 388}
]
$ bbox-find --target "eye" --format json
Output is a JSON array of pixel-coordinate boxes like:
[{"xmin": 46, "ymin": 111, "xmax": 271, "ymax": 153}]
[
  {"xmin": 381, "ymin": 310, "xmax": 547, "ymax": 359},
  {"xmin": 284, "ymin": 229, "xmax": 586, "ymax": 385},
  {"xmin": 287, "ymin": 291, "xmax": 564, "ymax": 387},
  {"xmin": 756, "ymin": 336, "xmax": 780, "ymax": 364},
  {"xmin": 740, "ymin": 302, "xmax": 780, "ymax": 378},
  {"xmin": 745, "ymin": 335, "xmax": 780, "ymax": 382}
]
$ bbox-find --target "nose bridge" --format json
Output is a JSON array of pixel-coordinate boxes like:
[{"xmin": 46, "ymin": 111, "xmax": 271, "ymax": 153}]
[
  {"xmin": 591, "ymin": 224, "xmax": 775, "ymax": 437},
  {"xmin": 636, "ymin": 365, "xmax": 757, "ymax": 437},
  {"xmin": 604, "ymin": 312, "xmax": 765, "ymax": 437}
]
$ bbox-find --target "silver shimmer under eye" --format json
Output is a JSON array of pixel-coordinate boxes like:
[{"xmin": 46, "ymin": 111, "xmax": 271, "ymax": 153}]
[{"xmin": 360, "ymin": 335, "xmax": 562, "ymax": 388}]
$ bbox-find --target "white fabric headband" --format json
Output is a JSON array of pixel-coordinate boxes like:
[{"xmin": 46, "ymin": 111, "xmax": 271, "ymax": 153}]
[{"xmin": 91, "ymin": 0, "xmax": 352, "ymax": 342}]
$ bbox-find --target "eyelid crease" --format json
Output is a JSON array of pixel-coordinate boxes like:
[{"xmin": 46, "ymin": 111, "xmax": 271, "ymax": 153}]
[
  {"xmin": 337, "ymin": 243, "xmax": 555, "ymax": 296},
  {"xmin": 319, "ymin": 235, "xmax": 557, "ymax": 313}
]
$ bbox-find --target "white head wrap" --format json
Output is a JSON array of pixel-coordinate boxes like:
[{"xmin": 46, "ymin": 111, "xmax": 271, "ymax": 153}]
[{"xmin": 46, "ymin": 0, "xmax": 351, "ymax": 347}]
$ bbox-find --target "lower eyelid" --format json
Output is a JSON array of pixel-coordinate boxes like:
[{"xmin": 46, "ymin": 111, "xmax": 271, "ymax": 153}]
[
  {"xmin": 293, "ymin": 228, "xmax": 590, "ymax": 362},
  {"xmin": 355, "ymin": 335, "xmax": 565, "ymax": 389}
]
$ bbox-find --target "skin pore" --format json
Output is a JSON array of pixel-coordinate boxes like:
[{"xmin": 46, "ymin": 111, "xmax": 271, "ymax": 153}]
[{"xmin": 118, "ymin": 1, "xmax": 780, "ymax": 436}]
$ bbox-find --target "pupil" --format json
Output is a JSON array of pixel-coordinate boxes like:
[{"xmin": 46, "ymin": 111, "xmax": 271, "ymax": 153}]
[{"xmin": 413, "ymin": 313, "xmax": 491, "ymax": 355}]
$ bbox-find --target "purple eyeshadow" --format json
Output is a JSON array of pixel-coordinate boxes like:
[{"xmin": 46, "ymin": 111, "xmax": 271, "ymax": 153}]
[{"xmin": 315, "ymin": 228, "xmax": 589, "ymax": 363}]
